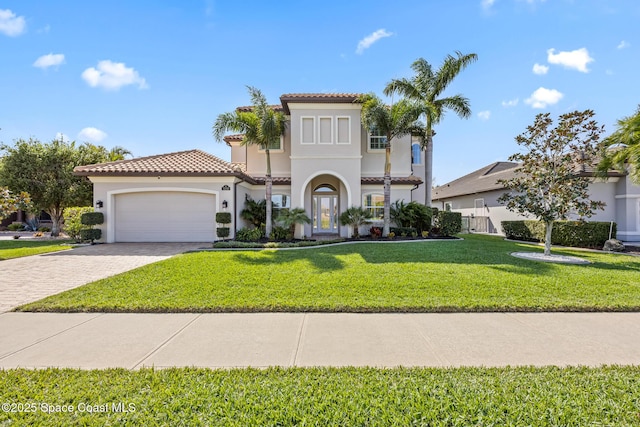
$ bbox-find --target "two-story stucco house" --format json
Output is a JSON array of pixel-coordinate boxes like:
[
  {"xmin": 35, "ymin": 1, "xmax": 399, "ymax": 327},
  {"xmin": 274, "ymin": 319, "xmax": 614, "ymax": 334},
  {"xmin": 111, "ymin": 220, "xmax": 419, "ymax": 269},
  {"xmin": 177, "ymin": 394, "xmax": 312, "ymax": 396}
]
[{"xmin": 74, "ymin": 93, "xmax": 427, "ymax": 242}]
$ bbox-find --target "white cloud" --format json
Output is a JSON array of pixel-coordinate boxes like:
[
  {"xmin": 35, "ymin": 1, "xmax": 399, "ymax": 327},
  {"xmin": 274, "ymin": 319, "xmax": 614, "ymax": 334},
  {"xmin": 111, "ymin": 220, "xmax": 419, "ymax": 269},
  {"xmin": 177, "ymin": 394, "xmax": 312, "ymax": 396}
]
[
  {"xmin": 525, "ymin": 87, "xmax": 563, "ymax": 109},
  {"xmin": 501, "ymin": 98, "xmax": 519, "ymax": 107},
  {"xmin": 532, "ymin": 63, "xmax": 549, "ymax": 75},
  {"xmin": 356, "ymin": 29, "xmax": 393, "ymax": 55},
  {"xmin": 617, "ymin": 40, "xmax": 630, "ymax": 50},
  {"xmin": 33, "ymin": 53, "xmax": 65, "ymax": 69},
  {"xmin": 0, "ymin": 9, "xmax": 26, "ymax": 36},
  {"xmin": 78, "ymin": 127, "xmax": 108, "ymax": 143},
  {"xmin": 481, "ymin": 0, "xmax": 496, "ymax": 10},
  {"xmin": 81, "ymin": 60, "xmax": 148, "ymax": 90},
  {"xmin": 477, "ymin": 110, "xmax": 491, "ymax": 120},
  {"xmin": 547, "ymin": 48, "xmax": 594, "ymax": 73}
]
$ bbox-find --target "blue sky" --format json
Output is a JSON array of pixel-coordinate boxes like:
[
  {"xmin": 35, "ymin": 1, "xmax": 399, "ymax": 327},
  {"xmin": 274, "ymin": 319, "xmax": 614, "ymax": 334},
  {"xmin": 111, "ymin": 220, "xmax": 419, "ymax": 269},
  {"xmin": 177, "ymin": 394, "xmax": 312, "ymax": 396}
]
[{"xmin": 1, "ymin": 0, "xmax": 638, "ymax": 184}]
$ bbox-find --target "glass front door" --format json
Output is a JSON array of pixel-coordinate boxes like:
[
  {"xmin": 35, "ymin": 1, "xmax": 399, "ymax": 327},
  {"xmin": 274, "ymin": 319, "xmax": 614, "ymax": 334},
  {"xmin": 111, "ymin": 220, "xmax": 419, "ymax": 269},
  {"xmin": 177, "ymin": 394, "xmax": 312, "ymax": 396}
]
[{"xmin": 313, "ymin": 195, "xmax": 338, "ymax": 233}]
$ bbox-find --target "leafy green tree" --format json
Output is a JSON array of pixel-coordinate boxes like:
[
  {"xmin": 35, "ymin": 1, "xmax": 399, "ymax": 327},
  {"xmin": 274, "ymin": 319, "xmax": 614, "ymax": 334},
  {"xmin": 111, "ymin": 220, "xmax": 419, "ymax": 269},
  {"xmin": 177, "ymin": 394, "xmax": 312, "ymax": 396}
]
[
  {"xmin": 0, "ymin": 138, "xmax": 115, "ymax": 236},
  {"xmin": 339, "ymin": 206, "xmax": 373, "ymax": 238},
  {"xmin": 385, "ymin": 52, "xmax": 478, "ymax": 206},
  {"xmin": 360, "ymin": 94, "xmax": 422, "ymax": 236},
  {"xmin": 498, "ymin": 110, "xmax": 606, "ymax": 256},
  {"xmin": 0, "ymin": 187, "xmax": 32, "ymax": 219},
  {"xmin": 276, "ymin": 207, "xmax": 311, "ymax": 238},
  {"xmin": 597, "ymin": 105, "xmax": 640, "ymax": 183},
  {"xmin": 213, "ymin": 86, "xmax": 287, "ymax": 237}
]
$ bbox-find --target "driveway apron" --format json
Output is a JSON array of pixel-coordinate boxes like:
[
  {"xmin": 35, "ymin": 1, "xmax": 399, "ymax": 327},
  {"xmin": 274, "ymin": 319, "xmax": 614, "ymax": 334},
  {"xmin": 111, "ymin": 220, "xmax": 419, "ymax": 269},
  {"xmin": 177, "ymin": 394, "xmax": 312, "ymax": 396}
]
[{"xmin": 0, "ymin": 243, "xmax": 206, "ymax": 313}]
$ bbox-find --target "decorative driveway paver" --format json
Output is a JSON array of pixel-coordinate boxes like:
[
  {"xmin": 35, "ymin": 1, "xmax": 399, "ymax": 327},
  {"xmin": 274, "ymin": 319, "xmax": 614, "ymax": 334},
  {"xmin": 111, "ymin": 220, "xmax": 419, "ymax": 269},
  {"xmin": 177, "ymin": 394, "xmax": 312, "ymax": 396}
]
[{"xmin": 0, "ymin": 243, "xmax": 206, "ymax": 313}]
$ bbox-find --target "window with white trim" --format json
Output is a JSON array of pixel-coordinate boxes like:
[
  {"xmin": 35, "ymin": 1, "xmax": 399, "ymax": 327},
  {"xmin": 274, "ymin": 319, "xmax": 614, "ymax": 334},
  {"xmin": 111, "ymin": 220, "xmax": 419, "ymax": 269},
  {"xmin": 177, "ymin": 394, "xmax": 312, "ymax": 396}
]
[
  {"xmin": 258, "ymin": 136, "xmax": 284, "ymax": 152},
  {"xmin": 368, "ymin": 127, "xmax": 387, "ymax": 151},
  {"xmin": 444, "ymin": 202, "xmax": 453, "ymax": 212},
  {"xmin": 363, "ymin": 193, "xmax": 384, "ymax": 220}
]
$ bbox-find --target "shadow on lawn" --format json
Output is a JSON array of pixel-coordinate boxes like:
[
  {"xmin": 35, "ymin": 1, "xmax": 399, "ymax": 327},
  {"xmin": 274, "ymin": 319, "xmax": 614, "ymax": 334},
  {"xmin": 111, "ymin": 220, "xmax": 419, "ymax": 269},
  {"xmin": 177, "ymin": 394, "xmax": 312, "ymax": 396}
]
[
  {"xmin": 232, "ymin": 250, "xmax": 346, "ymax": 272},
  {"xmin": 228, "ymin": 236, "xmax": 640, "ymax": 276}
]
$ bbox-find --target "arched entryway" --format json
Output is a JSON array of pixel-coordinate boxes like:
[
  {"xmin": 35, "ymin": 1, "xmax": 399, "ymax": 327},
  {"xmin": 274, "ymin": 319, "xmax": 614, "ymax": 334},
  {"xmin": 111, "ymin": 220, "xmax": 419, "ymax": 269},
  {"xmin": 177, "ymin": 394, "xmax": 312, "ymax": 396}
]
[
  {"xmin": 300, "ymin": 172, "xmax": 352, "ymax": 237},
  {"xmin": 312, "ymin": 184, "xmax": 338, "ymax": 233}
]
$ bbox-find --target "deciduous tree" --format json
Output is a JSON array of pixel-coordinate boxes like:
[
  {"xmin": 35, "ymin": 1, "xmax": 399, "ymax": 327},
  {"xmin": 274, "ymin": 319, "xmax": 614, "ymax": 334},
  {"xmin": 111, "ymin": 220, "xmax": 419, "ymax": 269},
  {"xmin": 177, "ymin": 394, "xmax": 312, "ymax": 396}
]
[
  {"xmin": 0, "ymin": 138, "xmax": 121, "ymax": 236},
  {"xmin": 498, "ymin": 110, "xmax": 606, "ymax": 255}
]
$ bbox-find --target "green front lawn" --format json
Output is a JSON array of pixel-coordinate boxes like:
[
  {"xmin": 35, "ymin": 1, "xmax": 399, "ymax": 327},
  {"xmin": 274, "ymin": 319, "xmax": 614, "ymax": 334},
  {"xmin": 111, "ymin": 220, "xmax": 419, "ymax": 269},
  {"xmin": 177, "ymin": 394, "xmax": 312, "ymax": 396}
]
[
  {"xmin": 18, "ymin": 235, "xmax": 640, "ymax": 312},
  {"xmin": 0, "ymin": 240, "xmax": 72, "ymax": 260},
  {"xmin": 1, "ymin": 366, "xmax": 638, "ymax": 426}
]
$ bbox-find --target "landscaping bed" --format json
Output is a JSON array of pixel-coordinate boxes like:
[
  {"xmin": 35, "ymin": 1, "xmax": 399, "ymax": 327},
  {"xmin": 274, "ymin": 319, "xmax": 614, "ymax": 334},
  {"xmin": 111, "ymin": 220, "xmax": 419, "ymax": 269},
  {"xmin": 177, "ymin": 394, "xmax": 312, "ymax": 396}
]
[
  {"xmin": 1, "ymin": 366, "xmax": 638, "ymax": 426},
  {"xmin": 17, "ymin": 235, "xmax": 640, "ymax": 313}
]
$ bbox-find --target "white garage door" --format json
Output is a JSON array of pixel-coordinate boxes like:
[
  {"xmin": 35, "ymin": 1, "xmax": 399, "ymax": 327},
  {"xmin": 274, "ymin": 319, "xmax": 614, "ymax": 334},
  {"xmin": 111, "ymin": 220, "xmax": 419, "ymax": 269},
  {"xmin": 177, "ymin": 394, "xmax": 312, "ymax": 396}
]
[{"xmin": 114, "ymin": 191, "xmax": 216, "ymax": 242}]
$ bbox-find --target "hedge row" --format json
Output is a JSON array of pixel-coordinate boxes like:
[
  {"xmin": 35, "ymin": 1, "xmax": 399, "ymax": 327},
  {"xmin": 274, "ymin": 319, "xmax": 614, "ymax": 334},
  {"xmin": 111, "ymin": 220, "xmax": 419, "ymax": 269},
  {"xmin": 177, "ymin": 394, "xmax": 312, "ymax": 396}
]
[{"xmin": 501, "ymin": 220, "xmax": 616, "ymax": 248}]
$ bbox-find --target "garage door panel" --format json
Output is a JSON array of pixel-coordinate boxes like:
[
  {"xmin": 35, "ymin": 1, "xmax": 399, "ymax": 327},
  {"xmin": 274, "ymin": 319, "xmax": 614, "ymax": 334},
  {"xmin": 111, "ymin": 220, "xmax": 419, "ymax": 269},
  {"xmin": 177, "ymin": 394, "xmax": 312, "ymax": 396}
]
[{"xmin": 115, "ymin": 192, "xmax": 216, "ymax": 242}]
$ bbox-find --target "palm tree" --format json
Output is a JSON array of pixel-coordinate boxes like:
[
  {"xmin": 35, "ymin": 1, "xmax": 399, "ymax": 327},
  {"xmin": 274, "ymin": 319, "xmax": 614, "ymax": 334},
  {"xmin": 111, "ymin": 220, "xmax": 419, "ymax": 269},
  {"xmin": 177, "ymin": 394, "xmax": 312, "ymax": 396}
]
[
  {"xmin": 213, "ymin": 86, "xmax": 287, "ymax": 237},
  {"xmin": 598, "ymin": 105, "xmax": 640, "ymax": 183},
  {"xmin": 108, "ymin": 146, "xmax": 132, "ymax": 161},
  {"xmin": 384, "ymin": 52, "xmax": 478, "ymax": 206},
  {"xmin": 360, "ymin": 94, "xmax": 422, "ymax": 236},
  {"xmin": 277, "ymin": 207, "xmax": 311, "ymax": 238},
  {"xmin": 338, "ymin": 206, "xmax": 372, "ymax": 238}
]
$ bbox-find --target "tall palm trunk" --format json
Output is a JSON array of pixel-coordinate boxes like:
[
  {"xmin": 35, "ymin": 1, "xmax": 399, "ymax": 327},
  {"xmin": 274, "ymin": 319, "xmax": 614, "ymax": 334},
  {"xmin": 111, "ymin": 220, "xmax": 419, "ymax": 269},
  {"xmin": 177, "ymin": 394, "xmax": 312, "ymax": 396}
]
[
  {"xmin": 424, "ymin": 126, "xmax": 434, "ymax": 207},
  {"xmin": 383, "ymin": 142, "xmax": 391, "ymax": 236},
  {"xmin": 265, "ymin": 148, "xmax": 273, "ymax": 237}
]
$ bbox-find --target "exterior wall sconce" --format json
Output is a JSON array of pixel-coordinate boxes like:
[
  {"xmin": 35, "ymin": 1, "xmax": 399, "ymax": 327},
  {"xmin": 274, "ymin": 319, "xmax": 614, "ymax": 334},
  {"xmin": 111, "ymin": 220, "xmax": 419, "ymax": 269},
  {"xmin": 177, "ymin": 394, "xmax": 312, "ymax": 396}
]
[
  {"xmin": 222, "ymin": 200, "xmax": 228, "ymax": 209},
  {"xmin": 96, "ymin": 200, "xmax": 104, "ymax": 208}
]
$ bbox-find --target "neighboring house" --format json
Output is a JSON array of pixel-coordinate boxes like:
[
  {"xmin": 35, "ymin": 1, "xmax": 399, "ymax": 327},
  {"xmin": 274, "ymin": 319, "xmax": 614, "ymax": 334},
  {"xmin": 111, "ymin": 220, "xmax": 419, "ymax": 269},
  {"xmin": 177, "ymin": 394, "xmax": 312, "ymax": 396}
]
[
  {"xmin": 74, "ymin": 93, "xmax": 427, "ymax": 243},
  {"xmin": 432, "ymin": 161, "xmax": 640, "ymax": 242}
]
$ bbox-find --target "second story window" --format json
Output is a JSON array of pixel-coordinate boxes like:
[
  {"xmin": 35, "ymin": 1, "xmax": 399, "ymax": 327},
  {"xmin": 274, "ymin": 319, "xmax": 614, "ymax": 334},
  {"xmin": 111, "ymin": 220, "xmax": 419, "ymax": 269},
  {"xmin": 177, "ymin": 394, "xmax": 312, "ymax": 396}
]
[
  {"xmin": 258, "ymin": 136, "xmax": 284, "ymax": 152},
  {"xmin": 368, "ymin": 128, "xmax": 387, "ymax": 151},
  {"xmin": 412, "ymin": 143, "xmax": 422, "ymax": 165}
]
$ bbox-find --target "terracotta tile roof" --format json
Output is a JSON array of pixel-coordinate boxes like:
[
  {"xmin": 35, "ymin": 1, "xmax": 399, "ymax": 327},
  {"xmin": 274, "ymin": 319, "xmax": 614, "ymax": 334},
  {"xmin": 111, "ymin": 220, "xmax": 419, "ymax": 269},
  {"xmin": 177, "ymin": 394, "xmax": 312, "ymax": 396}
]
[
  {"xmin": 223, "ymin": 133, "xmax": 245, "ymax": 146},
  {"xmin": 280, "ymin": 93, "xmax": 362, "ymax": 114},
  {"xmin": 361, "ymin": 176, "xmax": 423, "ymax": 185},
  {"xmin": 73, "ymin": 149, "xmax": 246, "ymax": 177},
  {"xmin": 251, "ymin": 176, "xmax": 292, "ymax": 185},
  {"xmin": 432, "ymin": 161, "xmax": 625, "ymax": 201}
]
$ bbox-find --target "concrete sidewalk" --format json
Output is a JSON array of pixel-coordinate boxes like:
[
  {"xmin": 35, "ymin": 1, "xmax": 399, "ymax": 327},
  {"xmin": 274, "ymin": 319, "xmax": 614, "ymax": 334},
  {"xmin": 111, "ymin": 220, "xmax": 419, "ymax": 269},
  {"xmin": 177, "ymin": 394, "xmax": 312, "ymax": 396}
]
[{"xmin": 1, "ymin": 312, "xmax": 639, "ymax": 369}]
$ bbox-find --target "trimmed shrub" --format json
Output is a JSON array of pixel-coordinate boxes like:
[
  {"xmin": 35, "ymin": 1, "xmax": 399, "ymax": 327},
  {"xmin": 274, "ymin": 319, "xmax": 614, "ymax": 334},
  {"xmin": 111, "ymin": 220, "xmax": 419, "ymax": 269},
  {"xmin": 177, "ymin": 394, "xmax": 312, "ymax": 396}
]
[
  {"xmin": 501, "ymin": 220, "xmax": 616, "ymax": 248},
  {"xmin": 369, "ymin": 226, "xmax": 382, "ymax": 238},
  {"xmin": 216, "ymin": 212, "xmax": 232, "ymax": 225},
  {"xmin": 81, "ymin": 212, "xmax": 104, "ymax": 226},
  {"xmin": 438, "ymin": 211, "xmax": 462, "ymax": 237},
  {"xmin": 64, "ymin": 206, "xmax": 94, "ymax": 240},
  {"xmin": 235, "ymin": 227, "xmax": 264, "ymax": 242},
  {"xmin": 216, "ymin": 227, "xmax": 230, "ymax": 239},
  {"xmin": 80, "ymin": 228, "xmax": 102, "ymax": 242}
]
